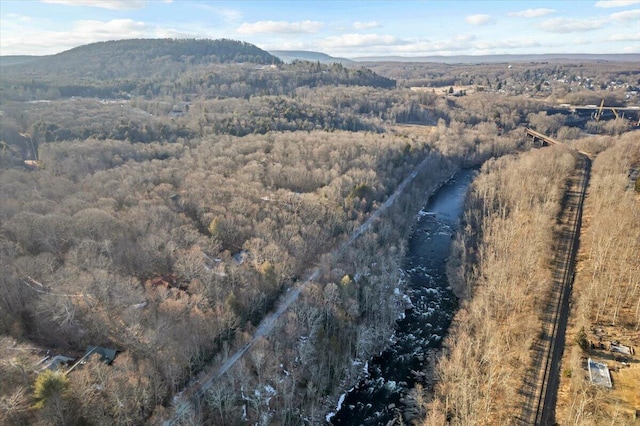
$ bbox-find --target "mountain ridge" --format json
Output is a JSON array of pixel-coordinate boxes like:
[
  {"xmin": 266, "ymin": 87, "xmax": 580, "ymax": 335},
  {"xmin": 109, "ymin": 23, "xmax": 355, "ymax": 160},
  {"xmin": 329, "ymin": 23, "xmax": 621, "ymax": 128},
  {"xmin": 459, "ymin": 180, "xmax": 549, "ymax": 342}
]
[
  {"xmin": 269, "ymin": 50, "xmax": 353, "ymax": 64},
  {"xmin": 352, "ymin": 53, "xmax": 640, "ymax": 64},
  {"xmin": 4, "ymin": 44, "xmax": 638, "ymax": 69},
  {"xmin": 0, "ymin": 39, "xmax": 281, "ymax": 78}
]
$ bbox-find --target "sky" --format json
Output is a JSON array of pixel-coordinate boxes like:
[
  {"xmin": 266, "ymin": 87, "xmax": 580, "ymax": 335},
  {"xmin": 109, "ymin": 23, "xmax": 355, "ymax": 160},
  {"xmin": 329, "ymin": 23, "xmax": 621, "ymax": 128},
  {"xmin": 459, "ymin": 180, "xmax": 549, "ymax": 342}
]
[{"xmin": 1, "ymin": 0, "xmax": 640, "ymax": 57}]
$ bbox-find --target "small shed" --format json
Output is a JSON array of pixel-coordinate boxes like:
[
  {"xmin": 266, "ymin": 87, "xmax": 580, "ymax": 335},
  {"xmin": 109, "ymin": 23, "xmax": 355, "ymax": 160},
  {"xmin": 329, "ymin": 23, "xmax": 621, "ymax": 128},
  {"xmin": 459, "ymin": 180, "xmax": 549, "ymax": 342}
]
[
  {"xmin": 588, "ymin": 358, "xmax": 612, "ymax": 388},
  {"xmin": 610, "ymin": 342, "xmax": 633, "ymax": 356}
]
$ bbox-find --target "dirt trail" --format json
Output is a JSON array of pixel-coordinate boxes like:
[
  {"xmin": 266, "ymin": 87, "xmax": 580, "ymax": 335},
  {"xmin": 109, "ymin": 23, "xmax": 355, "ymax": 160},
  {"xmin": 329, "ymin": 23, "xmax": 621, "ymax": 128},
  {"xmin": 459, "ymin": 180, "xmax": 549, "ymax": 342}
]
[{"xmin": 165, "ymin": 154, "xmax": 445, "ymax": 425}]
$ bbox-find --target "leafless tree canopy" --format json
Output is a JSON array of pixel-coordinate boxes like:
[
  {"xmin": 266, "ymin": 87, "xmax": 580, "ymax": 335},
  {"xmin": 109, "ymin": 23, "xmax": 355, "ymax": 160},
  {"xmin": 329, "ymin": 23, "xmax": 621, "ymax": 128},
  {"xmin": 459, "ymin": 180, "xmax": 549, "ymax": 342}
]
[{"xmin": 1, "ymin": 39, "xmax": 638, "ymax": 424}]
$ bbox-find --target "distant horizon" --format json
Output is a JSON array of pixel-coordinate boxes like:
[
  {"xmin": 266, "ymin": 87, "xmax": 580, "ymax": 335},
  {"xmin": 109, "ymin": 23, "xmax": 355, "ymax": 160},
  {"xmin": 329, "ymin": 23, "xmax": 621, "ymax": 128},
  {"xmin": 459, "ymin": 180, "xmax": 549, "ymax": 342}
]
[
  {"xmin": 2, "ymin": 40, "xmax": 640, "ymax": 64},
  {"xmin": 1, "ymin": 1, "xmax": 640, "ymax": 57}
]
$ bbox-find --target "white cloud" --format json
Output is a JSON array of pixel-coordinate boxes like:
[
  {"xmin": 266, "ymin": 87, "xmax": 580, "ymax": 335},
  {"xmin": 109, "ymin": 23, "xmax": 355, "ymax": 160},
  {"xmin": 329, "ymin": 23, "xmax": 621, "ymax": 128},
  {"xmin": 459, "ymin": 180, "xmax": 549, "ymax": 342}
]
[
  {"xmin": 608, "ymin": 32, "xmax": 640, "ymax": 41},
  {"xmin": 237, "ymin": 20, "xmax": 323, "ymax": 34},
  {"xmin": 472, "ymin": 39, "xmax": 542, "ymax": 50},
  {"xmin": 508, "ymin": 8, "xmax": 556, "ymax": 18},
  {"xmin": 594, "ymin": 0, "xmax": 640, "ymax": 7},
  {"xmin": 622, "ymin": 44, "xmax": 640, "ymax": 52},
  {"xmin": 353, "ymin": 21, "xmax": 381, "ymax": 30},
  {"xmin": 427, "ymin": 34, "xmax": 477, "ymax": 51},
  {"xmin": 326, "ymin": 34, "xmax": 475, "ymax": 55},
  {"xmin": 539, "ymin": 17, "xmax": 604, "ymax": 32},
  {"xmin": 262, "ymin": 40, "xmax": 309, "ymax": 51},
  {"xmin": 236, "ymin": 21, "xmax": 324, "ymax": 34},
  {"xmin": 465, "ymin": 14, "xmax": 493, "ymax": 25},
  {"xmin": 330, "ymin": 33, "xmax": 549, "ymax": 56},
  {"xmin": 0, "ymin": 18, "xmax": 182, "ymax": 55},
  {"xmin": 6, "ymin": 13, "xmax": 32, "ymax": 22},
  {"xmin": 194, "ymin": 4, "xmax": 242, "ymax": 21},
  {"xmin": 320, "ymin": 33, "xmax": 404, "ymax": 49},
  {"xmin": 72, "ymin": 18, "xmax": 147, "ymax": 37},
  {"xmin": 41, "ymin": 0, "xmax": 148, "ymax": 10},
  {"xmin": 609, "ymin": 9, "xmax": 640, "ymax": 20}
]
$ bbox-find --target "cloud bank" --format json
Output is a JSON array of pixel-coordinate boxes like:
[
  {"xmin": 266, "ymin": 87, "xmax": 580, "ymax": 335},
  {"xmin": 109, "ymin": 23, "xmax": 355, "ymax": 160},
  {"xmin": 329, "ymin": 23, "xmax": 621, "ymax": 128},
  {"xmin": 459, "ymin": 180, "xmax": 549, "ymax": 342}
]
[
  {"xmin": 594, "ymin": 0, "xmax": 640, "ymax": 8},
  {"xmin": 465, "ymin": 14, "xmax": 493, "ymax": 26},
  {"xmin": 42, "ymin": 0, "xmax": 151, "ymax": 10},
  {"xmin": 539, "ymin": 17, "xmax": 604, "ymax": 33},
  {"xmin": 508, "ymin": 8, "xmax": 555, "ymax": 18},
  {"xmin": 353, "ymin": 21, "xmax": 381, "ymax": 30},
  {"xmin": 237, "ymin": 20, "xmax": 324, "ymax": 34}
]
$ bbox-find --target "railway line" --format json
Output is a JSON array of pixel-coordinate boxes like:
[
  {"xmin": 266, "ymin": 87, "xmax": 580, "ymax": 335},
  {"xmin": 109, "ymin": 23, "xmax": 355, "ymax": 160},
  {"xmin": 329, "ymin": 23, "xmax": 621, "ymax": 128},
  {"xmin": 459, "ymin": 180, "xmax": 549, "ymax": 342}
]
[
  {"xmin": 168, "ymin": 128, "xmax": 591, "ymax": 425},
  {"xmin": 517, "ymin": 135, "xmax": 591, "ymax": 425}
]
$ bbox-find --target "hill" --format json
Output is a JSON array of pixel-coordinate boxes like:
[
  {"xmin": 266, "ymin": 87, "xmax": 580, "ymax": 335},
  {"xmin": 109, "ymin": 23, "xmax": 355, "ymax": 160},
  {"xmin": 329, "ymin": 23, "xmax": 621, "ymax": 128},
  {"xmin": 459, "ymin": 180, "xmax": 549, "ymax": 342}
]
[
  {"xmin": 56, "ymin": 38, "xmax": 280, "ymax": 65},
  {"xmin": 0, "ymin": 38, "xmax": 281, "ymax": 80},
  {"xmin": 352, "ymin": 53, "xmax": 640, "ymax": 64},
  {"xmin": 0, "ymin": 39, "xmax": 394, "ymax": 101},
  {"xmin": 270, "ymin": 50, "xmax": 353, "ymax": 65},
  {"xmin": 0, "ymin": 55, "xmax": 42, "ymax": 67}
]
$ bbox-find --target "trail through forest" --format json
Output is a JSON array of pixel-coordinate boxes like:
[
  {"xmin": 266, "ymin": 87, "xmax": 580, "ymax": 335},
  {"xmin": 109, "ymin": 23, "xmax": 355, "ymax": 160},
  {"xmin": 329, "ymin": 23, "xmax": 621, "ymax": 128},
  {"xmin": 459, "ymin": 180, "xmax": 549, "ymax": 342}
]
[{"xmin": 167, "ymin": 153, "xmax": 446, "ymax": 424}]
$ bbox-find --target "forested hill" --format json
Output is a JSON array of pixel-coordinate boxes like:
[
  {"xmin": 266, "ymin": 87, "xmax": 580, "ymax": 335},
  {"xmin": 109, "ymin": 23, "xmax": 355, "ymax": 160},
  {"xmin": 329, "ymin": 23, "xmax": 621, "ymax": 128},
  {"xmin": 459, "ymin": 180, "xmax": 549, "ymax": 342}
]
[
  {"xmin": 1, "ymin": 38, "xmax": 394, "ymax": 100},
  {"xmin": 62, "ymin": 38, "xmax": 279, "ymax": 64},
  {"xmin": 0, "ymin": 55, "xmax": 40, "ymax": 67},
  {"xmin": 269, "ymin": 50, "xmax": 353, "ymax": 64},
  {"xmin": 1, "ymin": 39, "xmax": 279, "ymax": 79}
]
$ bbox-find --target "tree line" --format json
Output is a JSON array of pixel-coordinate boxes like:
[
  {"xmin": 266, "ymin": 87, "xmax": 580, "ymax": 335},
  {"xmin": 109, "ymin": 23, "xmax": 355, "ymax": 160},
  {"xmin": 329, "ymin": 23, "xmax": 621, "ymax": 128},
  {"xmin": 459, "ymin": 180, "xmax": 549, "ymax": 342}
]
[
  {"xmin": 423, "ymin": 145, "xmax": 577, "ymax": 425},
  {"xmin": 556, "ymin": 132, "xmax": 640, "ymax": 424},
  {"xmin": 4, "ymin": 40, "xmax": 627, "ymax": 424}
]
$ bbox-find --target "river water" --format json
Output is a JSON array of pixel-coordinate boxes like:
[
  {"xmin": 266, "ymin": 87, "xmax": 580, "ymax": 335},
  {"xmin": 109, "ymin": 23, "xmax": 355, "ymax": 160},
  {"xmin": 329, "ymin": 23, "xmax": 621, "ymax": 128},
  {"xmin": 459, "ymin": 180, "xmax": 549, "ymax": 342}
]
[{"xmin": 330, "ymin": 169, "xmax": 477, "ymax": 425}]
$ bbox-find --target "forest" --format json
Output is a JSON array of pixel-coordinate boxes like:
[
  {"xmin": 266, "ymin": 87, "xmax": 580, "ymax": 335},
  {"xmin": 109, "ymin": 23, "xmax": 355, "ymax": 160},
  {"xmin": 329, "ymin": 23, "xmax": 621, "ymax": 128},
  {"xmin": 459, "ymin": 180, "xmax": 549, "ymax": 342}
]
[
  {"xmin": 556, "ymin": 133, "xmax": 640, "ymax": 424},
  {"xmin": 421, "ymin": 131, "xmax": 639, "ymax": 425},
  {"xmin": 0, "ymin": 38, "xmax": 638, "ymax": 425},
  {"xmin": 425, "ymin": 144, "xmax": 578, "ymax": 424}
]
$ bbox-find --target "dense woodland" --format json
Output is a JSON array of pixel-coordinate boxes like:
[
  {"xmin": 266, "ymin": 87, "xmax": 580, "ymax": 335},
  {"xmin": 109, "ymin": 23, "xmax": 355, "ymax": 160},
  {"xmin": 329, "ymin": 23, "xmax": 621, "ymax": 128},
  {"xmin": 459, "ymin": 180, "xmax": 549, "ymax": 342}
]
[
  {"xmin": 557, "ymin": 134, "xmax": 640, "ymax": 424},
  {"xmin": 421, "ymin": 132, "xmax": 639, "ymax": 425},
  {"xmin": 0, "ymin": 38, "xmax": 638, "ymax": 425},
  {"xmin": 424, "ymin": 146, "xmax": 577, "ymax": 424}
]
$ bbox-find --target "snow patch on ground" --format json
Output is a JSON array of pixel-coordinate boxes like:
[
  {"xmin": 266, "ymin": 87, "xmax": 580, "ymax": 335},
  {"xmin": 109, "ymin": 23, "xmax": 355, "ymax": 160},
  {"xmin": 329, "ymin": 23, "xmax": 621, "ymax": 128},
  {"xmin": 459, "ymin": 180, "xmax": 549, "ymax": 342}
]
[{"xmin": 325, "ymin": 393, "xmax": 347, "ymax": 423}]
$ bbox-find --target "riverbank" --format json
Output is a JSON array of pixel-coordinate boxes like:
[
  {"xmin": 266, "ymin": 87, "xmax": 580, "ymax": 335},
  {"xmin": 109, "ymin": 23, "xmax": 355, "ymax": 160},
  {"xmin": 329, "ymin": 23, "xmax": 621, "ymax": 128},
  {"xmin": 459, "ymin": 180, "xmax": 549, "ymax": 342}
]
[
  {"xmin": 424, "ymin": 146, "xmax": 577, "ymax": 425},
  {"xmin": 330, "ymin": 169, "xmax": 476, "ymax": 425}
]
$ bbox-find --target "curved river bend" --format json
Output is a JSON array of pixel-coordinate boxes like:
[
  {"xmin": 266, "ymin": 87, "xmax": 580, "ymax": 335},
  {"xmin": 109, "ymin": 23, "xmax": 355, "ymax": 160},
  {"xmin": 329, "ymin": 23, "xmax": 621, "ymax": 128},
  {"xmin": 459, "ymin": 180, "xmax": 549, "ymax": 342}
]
[{"xmin": 330, "ymin": 169, "xmax": 476, "ymax": 425}]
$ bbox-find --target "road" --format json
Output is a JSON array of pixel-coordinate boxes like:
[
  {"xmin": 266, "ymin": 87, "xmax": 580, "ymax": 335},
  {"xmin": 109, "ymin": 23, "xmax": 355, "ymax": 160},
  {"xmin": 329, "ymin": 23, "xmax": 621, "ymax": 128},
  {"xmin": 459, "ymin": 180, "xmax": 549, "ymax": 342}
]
[
  {"xmin": 516, "ymin": 151, "xmax": 591, "ymax": 426},
  {"xmin": 166, "ymin": 154, "xmax": 445, "ymax": 425}
]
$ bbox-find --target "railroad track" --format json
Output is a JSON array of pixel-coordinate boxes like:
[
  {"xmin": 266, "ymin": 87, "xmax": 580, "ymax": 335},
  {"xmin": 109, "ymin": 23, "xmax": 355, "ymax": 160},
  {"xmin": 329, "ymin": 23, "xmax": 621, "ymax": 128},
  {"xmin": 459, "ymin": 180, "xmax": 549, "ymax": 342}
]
[{"xmin": 517, "ymin": 151, "xmax": 591, "ymax": 426}]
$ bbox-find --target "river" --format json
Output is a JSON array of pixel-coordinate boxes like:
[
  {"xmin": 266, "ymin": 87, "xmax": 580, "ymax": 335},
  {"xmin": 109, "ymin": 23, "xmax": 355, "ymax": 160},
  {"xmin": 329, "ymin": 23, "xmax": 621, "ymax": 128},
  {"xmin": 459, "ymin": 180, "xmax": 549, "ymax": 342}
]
[{"xmin": 329, "ymin": 169, "xmax": 477, "ymax": 425}]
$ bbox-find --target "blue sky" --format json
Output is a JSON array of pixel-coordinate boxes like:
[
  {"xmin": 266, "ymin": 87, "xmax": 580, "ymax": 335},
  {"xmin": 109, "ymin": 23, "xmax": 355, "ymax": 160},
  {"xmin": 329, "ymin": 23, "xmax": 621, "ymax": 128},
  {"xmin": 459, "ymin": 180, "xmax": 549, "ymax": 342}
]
[{"xmin": 1, "ymin": 0, "xmax": 639, "ymax": 56}]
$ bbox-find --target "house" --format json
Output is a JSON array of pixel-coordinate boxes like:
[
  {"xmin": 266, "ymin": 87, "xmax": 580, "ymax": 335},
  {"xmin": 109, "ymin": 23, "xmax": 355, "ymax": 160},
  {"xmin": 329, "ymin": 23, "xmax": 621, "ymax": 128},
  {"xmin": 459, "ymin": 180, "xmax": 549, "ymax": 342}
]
[
  {"xmin": 66, "ymin": 345, "xmax": 118, "ymax": 373},
  {"xmin": 41, "ymin": 355, "xmax": 75, "ymax": 371},
  {"xmin": 169, "ymin": 102, "xmax": 190, "ymax": 117},
  {"xmin": 85, "ymin": 346, "xmax": 118, "ymax": 365}
]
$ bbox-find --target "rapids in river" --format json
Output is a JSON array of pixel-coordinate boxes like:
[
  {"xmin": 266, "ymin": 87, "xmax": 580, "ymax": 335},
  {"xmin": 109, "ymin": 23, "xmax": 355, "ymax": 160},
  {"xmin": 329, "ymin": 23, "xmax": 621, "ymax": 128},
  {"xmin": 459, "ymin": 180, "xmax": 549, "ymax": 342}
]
[{"xmin": 330, "ymin": 169, "xmax": 476, "ymax": 425}]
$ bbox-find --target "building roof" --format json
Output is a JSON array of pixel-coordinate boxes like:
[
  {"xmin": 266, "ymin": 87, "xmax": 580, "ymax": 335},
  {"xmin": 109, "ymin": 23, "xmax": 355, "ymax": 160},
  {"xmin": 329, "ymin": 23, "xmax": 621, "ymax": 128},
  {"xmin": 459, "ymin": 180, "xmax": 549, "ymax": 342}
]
[
  {"xmin": 43, "ymin": 354, "xmax": 75, "ymax": 371},
  {"xmin": 85, "ymin": 345, "xmax": 117, "ymax": 364}
]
